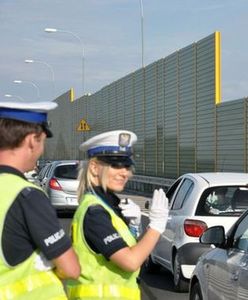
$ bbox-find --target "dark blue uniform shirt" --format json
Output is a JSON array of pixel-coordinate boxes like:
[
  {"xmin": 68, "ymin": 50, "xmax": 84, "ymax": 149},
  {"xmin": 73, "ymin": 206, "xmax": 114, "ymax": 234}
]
[{"xmin": 0, "ymin": 165, "xmax": 71, "ymax": 266}]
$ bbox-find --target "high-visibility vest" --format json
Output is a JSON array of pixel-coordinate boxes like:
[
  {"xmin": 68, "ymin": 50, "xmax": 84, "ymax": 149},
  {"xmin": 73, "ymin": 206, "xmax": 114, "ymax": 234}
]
[
  {"xmin": 66, "ymin": 193, "xmax": 141, "ymax": 300},
  {"xmin": 0, "ymin": 173, "xmax": 67, "ymax": 300}
]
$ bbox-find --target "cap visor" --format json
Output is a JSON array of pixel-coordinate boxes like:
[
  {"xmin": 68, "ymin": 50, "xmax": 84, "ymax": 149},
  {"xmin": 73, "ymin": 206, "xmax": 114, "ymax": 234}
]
[{"xmin": 42, "ymin": 123, "xmax": 53, "ymax": 138}]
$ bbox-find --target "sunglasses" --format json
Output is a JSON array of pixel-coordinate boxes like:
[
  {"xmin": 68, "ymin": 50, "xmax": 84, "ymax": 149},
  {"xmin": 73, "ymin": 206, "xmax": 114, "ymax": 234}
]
[{"xmin": 110, "ymin": 164, "xmax": 133, "ymax": 170}]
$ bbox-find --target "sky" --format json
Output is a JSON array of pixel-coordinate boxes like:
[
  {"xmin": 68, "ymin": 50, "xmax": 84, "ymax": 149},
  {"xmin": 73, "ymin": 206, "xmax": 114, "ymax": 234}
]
[{"xmin": 1, "ymin": 0, "xmax": 248, "ymax": 103}]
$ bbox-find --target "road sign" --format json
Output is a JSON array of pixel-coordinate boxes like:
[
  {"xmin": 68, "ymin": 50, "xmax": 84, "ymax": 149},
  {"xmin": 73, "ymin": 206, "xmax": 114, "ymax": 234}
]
[{"xmin": 77, "ymin": 119, "xmax": 90, "ymax": 131}]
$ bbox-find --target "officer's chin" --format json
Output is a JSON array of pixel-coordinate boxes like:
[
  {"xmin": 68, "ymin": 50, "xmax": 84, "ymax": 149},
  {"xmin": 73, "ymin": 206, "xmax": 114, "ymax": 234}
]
[{"xmin": 109, "ymin": 185, "xmax": 125, "ymax": 193}]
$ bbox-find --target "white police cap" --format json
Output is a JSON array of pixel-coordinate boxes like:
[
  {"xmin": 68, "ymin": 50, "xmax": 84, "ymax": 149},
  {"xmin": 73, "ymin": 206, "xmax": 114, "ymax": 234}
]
[
  {"xmin": 0, "ymin": 101, "xmax": 57, "ymax": 138},
  {"xmin": 80, "ymin": 130, "xmax": 137, "ymax": 167}
]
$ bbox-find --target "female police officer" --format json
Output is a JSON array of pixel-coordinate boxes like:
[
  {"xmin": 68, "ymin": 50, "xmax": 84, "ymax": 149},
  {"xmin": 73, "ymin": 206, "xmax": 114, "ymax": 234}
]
[
  {"xmin": 0, "ymin": 101, "xmax": 80, "ymax": 300},
  {"xmin": 66, "ymin": 130, "xmax": 168, "ymax": 300}
]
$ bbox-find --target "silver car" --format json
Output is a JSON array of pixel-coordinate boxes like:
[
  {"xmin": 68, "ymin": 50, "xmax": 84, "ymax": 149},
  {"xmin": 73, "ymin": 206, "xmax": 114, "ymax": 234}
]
[
  {"xmin": 37, "ymin": 162, "xmax": 53, "ymax": 189},
  {"xmin": 41, "ymin": 160, "xmax": 81, "ymax": 210},
  {"xmin": 190, "ymin": 208, "xmax": 248, "ymax": 300}
]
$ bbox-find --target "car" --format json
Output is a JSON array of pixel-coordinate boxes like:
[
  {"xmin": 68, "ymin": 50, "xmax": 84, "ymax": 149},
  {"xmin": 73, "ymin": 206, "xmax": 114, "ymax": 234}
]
[
  {"xmin": 37, "ymin": 159, "xmax": 51, "ymax": 171},
  {"xmin": 37, "ymin": 161, "xmax": 53, "ymax": 189},
  {"xmin": 40, "ymin": 160, "xmax": 82, "ymax": 211},
  {"xmin": 189, "ymin": 209, "xmax": 248, "ymax": 300},
  {"xmin": 145, "ymin": 172, "xmax": 248, "ymax": 292},
  {"xmin": 24, "ymin": 168, "xmax": 39, "ymax": 185}
]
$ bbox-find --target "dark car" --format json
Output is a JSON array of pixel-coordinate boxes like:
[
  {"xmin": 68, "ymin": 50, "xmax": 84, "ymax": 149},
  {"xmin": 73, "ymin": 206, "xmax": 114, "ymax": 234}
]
[{"xmin": 190, "ymin": 209, "xmax": 248, "ymax": 300}]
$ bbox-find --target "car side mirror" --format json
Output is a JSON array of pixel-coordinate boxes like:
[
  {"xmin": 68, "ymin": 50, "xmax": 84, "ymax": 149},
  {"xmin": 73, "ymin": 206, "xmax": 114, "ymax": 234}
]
[
  {"xmin": 200, "ymin": 225, "xmax": 225, "ymax": 246},
  {"xmin": 145, "ymin": 200, "xmax": 150, "ymax": 209}
]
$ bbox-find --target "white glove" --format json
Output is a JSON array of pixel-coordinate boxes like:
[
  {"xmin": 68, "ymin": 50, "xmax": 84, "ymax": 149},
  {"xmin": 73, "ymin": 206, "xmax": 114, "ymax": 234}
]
[
  {"xmin": 209, "ymin": 207, "xmax": 220, "ymax": 215},
  {"xmin": 119, "ymin": 198, "xmax": 141, "ymax": 226},
  {"xmin": 149, "ymin": 188, "xmax": 169, "ymax": 233},
  {"xmin": 34, "ymin": 253, "xmax": 54, "ymax": 271}
]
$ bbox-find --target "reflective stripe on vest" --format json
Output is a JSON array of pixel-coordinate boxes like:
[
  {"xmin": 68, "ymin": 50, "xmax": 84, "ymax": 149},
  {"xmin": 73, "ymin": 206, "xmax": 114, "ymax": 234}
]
[
  {"xmin": 0, "ymin": 271, "xmax": 67, "ymax": 300},
  {"xmin": 67, "ymin": 284, "xmax": 140, "ymax": 299}
]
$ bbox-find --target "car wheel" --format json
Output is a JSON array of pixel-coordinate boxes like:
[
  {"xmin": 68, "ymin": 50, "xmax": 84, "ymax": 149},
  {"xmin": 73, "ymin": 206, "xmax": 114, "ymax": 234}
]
[
  {"xmin": 144, "ymin": 255, "xmax": 159, "ymax": 273},
  {"xmin": 190, "ymin": 282, "xmax": 203, "ymax": 300},
  {"xmin": 173, "ymin": 253, "xmax": 189, "ymax": 292}
]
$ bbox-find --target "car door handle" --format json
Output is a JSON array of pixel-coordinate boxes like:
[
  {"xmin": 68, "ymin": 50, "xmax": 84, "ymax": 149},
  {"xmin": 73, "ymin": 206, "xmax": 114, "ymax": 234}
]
[{"xmin": 231, "ymin": 272, "xmax": 239, "ymax": 281}]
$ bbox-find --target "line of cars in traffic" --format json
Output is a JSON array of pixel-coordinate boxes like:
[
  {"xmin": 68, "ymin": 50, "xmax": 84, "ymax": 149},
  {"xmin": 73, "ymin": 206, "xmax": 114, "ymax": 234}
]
[
  {"xmin": 26, "ymin": 165, "xmax": 248, "ymax": 299},
  {"xmin": 144, "ymin": 172, "xmax": 248, "ymax": 299}
]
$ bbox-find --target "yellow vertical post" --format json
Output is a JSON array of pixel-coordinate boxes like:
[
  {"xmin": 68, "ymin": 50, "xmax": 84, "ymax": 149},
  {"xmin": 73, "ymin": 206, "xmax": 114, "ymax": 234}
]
[
  {"xmin": 215, "ymin": 31, "xmax": 221, "ymax": 105},
  {"xmin": 70, "ymin": 88, "xmax": 74, "ymax": 102}
]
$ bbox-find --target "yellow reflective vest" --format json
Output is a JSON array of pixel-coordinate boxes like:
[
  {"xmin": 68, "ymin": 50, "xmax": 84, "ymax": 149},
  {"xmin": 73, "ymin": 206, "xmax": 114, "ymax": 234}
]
[
  {"xmin": 66, "ymin": 192, "xmax": 141, "ymax": 300},
  {"xmin": 0, "ymin": 173, "xmax": 67, "ymax": 300}
]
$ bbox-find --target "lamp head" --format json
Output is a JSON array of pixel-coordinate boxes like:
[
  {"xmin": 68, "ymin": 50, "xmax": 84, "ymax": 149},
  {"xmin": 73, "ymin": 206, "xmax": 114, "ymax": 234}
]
[
  {"xmin": 25, "ymin": 59, "xmax": 34, "ymax": 63},
  {"xmin": 44, "ymin": 28, "xmax": 57, "ymax": 33}
]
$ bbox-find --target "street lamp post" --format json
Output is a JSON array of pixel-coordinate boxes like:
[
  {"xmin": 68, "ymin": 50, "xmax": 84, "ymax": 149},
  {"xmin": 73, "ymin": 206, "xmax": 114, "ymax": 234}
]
[
  {"xmin": 139, "ymin": 0, "xmax": 144, "ymax": 68},
  {"xmin": 25, "ymin": 59, "xmax": 56, "ymax": 98},
  {"xmin": 13, "ymin": 80, "xmax": 40, "ymax": 100},
  {"xmin": 4, "ymin": 94, "xmax": 25, "ymax": 101},
  {"xmin": 44, "ymin": 27, "xmax": 85, "ymax": 95}
]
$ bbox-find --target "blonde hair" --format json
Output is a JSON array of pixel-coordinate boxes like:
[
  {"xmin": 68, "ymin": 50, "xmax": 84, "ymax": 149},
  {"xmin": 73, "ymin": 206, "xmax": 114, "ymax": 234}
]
[
  {"xmin": 77, "ymin": 158, "xmax": 112, "ymax": 201},
  {"xmin": 77, "ymin": 157, "xmax": 133, "ymax": 201}
]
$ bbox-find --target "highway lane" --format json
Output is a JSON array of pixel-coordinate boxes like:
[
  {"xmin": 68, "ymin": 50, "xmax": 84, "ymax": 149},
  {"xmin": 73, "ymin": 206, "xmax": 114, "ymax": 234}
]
[{"xmin": 140, "ymin": 267, "xmax": 188, "ymax": 300}]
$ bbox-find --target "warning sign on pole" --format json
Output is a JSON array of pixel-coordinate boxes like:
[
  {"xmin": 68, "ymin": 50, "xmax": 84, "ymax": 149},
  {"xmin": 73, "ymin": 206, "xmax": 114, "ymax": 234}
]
[{"xmin": 77, "ymin": 119, "xmax": 91, "ymax": 131}]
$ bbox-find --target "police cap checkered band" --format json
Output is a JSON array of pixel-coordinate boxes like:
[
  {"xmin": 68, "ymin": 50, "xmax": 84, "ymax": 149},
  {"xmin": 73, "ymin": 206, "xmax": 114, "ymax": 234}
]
[{"xmin": 87, "ymin": 146, "xmax": 133, "ymax": 158}]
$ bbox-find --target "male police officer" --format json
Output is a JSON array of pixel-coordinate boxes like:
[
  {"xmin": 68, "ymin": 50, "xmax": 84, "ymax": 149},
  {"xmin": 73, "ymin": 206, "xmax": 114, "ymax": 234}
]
[{"xmin": 0, "ymin": 101, "xmax": 80, "ymax": 299}]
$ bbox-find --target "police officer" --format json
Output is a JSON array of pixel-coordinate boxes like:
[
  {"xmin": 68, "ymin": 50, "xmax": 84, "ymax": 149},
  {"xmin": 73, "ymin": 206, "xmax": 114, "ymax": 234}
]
[
  {"xmin": 0, "ymin": 101, "xmax": 80, "ymax": 299},
  {"xmin": 66, "ymin": 130, "xmax": 168, "ymax": 300}
]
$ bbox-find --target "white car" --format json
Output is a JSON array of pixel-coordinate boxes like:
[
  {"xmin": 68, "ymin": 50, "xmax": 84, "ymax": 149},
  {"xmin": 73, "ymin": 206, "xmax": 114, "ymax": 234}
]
[
  {"xmin": 190, "ymin": 209, "xmax": 248, "ymax": 300},
  {"xmin": 24, "ymin": 169, "xmax": 38, "ymax": 184},
  {"xmin": 146, "ymin": 172, "xmax": 248, "ymax": 292}
]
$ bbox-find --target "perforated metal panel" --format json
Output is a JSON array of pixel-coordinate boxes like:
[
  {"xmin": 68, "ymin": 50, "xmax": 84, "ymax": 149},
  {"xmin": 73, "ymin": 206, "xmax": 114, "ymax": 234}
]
[
  {"xmin": 217, "ymin": 100, "xmax": 245, "ymax": 172},
  {"xmin": 46, "ymin": 32, "xmax": 248, "ymax": 184}
]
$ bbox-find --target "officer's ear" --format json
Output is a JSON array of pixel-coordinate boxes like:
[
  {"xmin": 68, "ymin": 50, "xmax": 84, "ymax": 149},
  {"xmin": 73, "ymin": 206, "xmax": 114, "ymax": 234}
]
[
  {"xmin": 22, "ymin": 133, "xmax": 34, "ymax": 151},
  {"xmin": 24, "ymin": 132, "xmax": 43, "ymax": 151},
  {"xmin": 88, "ymin": 159, "xmax": 100, "ymax": 177}
]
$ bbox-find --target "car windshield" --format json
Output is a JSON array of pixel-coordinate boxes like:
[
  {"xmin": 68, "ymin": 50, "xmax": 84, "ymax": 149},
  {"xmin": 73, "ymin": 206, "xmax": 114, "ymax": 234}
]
[
  {"xmin": 196, "ymin": 186, "xmax": 248, "ymax": 216},
  {"xmin": 54, "ymin": 164, "xmax": 79, "ymax": 179}
]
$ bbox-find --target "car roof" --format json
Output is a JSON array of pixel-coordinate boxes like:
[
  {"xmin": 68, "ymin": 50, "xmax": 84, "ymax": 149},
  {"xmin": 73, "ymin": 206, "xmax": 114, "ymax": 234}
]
[
  {"xmin": 184, "ymin": 172, "xmax": 248, "ymax": 186},
  {"xmin": 50, "ymin": 160, "xmax": 80, "ymax": 166}
]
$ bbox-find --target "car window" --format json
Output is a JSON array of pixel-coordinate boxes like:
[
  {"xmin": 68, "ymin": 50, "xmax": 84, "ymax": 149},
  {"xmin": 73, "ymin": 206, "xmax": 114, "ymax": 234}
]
[
  {"xmin": 166, "ymin": 178, "xmax": 183, "ymax": 203},
  {"xmin": 171, "ymin": 178, "xmax": 194, "ymax": 210},
  {"xmin": 54, "ymin": 164, "xmax": 79, "ymax": 179},
  {"xmin": 233, "ymin": 213, "xmax": 248, "ymax": 252},
  {"xmin": 231, "ymin": 188, "xmax": 248, "ymax": 211},
  {"xmin": 38, "ymin": 168, "xmax": 45, "ymax": 179},
  {"xmin": 39, "ymin": 164, "xmax": 51, "ymax": 179},
  {"xmin": 44, "ymin": 164, "xmax": 54, "ymax": 178},
  {"xmin": 196, "ymin": 186, "xmax": 248, "ymax": 216},
  {"xmin": 39, "ymin": 165, "xmax": 47, "ymax": 177}
]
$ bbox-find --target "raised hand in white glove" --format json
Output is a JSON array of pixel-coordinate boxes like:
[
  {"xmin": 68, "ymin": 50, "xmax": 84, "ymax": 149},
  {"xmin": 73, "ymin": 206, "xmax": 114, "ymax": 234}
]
[
  {"xmin": 119, "ymin": 198, "xmax": 141, "ymax": 226},
  {"xmin": 149, "ymin": 188, "xmax": 169, "ymax": 233}
]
